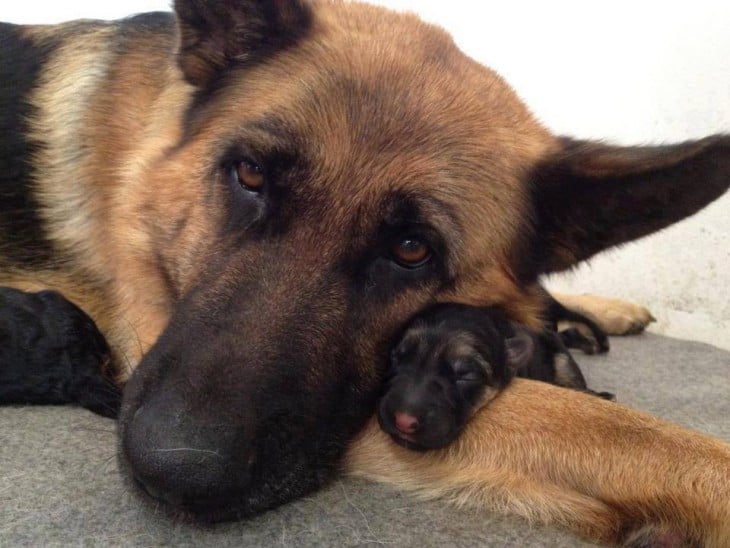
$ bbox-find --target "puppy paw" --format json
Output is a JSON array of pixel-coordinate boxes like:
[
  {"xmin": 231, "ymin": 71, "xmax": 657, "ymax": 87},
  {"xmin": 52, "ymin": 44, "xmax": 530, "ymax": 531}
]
[{"xmin": 557, "ymin": 324, "xmax": 610, "ymax": 354}]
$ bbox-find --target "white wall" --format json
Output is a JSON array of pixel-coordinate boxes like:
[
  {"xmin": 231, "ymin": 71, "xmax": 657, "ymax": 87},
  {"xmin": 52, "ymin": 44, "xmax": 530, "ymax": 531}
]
[
  {"xmin": 368, "ymin": 1, "xmax": 730, "ymax": 349},
  {"xmin": 4, "ymin": 1, "xmax": 729, "ymax": 348}
]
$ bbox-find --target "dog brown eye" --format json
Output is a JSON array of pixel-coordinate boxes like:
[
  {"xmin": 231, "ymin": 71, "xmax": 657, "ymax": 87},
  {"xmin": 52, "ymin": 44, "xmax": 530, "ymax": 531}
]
[
  {"xmin": 392, "ymin": 237, "xmax": 431, "ymax": 268},
  {"xmin": 235, "ymin": 159, "xmax": 264, "ymax": 191}
]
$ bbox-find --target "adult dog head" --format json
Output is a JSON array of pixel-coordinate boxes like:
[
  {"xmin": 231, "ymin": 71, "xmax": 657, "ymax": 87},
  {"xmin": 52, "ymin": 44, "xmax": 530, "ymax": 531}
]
[{"xmin": 111, "ymin": 0, "xmax": 729, "ymax": 520}]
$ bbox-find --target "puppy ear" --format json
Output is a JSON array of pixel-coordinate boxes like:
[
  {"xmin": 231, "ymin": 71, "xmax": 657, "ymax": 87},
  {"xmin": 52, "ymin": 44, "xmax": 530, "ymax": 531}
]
[
  {"xmin": 504, "ymin": 328, "xmax": 535, "ymax": 374},
  {"xmin": 174, "ymin": 0, "xmax": 312, "ymax": 87},
  {"xmin": 520, "ymin": 135, "xmax": 729, "ymax": 277}
]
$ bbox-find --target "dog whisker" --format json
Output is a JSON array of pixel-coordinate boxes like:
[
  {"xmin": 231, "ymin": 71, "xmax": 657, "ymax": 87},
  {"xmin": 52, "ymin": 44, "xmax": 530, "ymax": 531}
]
[{"xmin": 151, "ymin": 448, "xmax": 222, "ymax": 458}]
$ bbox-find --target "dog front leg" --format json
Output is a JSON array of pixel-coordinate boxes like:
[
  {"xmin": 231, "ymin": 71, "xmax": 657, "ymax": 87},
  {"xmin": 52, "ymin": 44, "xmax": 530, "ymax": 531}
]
[
  {"xmin": 345, "ymin": 378, "xmax": 730, "ymax": 546},
  {"xmin": 551, "ymin": 293, "xmax": 656, "ymax": 336}
]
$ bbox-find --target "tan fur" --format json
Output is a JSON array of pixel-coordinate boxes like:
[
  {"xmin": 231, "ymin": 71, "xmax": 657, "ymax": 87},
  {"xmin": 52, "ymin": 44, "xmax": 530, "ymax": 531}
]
[
  {"xmin": 26, "ymin": 25, "xmax": 117, "ymax": 275},
  {"xmin": 2, "ymin": 3, "xmax": 727, "ymax": 545},
  {"xmin": 19, "ymin": 23, "xmax": 193, "ymax": 369},
  {"xmin": 14, "ymin": 2, "xmax": 556, "ymax": 363},
  {"xmin": 346, "ymin": 379, "xmax": 730, "ymax": 546},
  {"xmin": 553, "ymin": 293, "xmax": 657, "ymax": 335}
]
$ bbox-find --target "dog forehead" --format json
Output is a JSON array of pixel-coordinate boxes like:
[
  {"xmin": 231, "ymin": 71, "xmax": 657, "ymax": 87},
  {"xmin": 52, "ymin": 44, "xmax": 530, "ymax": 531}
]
[
  {"xmin": 311, "ymin": 1, "xmax": 554, "ymax": 153},
  {"xmin": 201, "ymin": 0, "xmax": 553, "ymax": 170},
  {"xmin": 192, "ymin": 1, "xmax": 556, "ymax": 268}
]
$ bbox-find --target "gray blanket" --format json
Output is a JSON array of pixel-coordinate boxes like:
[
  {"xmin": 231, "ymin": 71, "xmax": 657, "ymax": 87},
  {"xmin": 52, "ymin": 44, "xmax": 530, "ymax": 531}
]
[{"xmin": 1, "ymin": 333, "xmax": 728, "ymax": 547}]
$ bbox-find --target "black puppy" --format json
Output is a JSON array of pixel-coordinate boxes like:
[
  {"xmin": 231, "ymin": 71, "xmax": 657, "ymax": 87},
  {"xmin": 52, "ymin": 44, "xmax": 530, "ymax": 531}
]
[
  {"xmin": 0, "ymin": 287, "xmax": 121, "ymax": 418},
  {"xmin": 378, "ymin": 304, "xmax": 612, "ymax": 450}
]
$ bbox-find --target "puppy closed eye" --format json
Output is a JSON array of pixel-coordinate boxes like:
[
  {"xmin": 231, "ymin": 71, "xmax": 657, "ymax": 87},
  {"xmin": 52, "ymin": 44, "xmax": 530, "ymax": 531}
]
[{"xmin": 453, "ymin": 358, "xmax": 488, "ymax": 383}]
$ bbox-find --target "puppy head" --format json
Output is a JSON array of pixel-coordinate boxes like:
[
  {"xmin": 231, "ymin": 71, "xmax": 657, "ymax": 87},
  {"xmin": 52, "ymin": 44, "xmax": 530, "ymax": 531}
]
[{"xmin": 378, "ymin": 304, "xmax": 533, "ymax": 450}]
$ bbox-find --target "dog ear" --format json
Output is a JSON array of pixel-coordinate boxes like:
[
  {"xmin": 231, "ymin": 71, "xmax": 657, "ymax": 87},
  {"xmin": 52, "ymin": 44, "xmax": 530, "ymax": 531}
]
[
  {"xmin": 504, "ymin": 328, "xmax": 535, "ymax": 374},
  {"xmin": 521, "ymin": 135, "xmax": 729, "ymax": 277},
  {"xmin": 174, "ymin": 0, "xmax": 312, "ymax": 87}
]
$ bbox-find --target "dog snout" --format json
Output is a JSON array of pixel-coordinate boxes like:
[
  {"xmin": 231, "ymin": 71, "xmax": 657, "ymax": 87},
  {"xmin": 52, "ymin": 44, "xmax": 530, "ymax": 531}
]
[{"xmin": 122, "ymin": 396, "xmax": 254, "ymax": 511}]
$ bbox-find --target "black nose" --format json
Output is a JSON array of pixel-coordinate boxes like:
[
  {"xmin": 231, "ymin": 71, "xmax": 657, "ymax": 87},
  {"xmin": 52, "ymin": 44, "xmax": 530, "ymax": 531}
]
[{"xmin": 122, "ymin": 399, "xmax": 254, "ymax": 511}]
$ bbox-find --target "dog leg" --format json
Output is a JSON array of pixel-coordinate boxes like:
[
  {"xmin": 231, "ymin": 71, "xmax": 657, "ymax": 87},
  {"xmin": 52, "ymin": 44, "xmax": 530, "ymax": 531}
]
[
  {"xmin": 346, "ymin": 379, "xmax": 729, "ymax": 546},
  {"xmin": 551, "ymin": 293, "xmax": 656, "ymax": 336},
  {"xmin": 347, "ymin": 437, "xmax": 623, "ymax": 543}
]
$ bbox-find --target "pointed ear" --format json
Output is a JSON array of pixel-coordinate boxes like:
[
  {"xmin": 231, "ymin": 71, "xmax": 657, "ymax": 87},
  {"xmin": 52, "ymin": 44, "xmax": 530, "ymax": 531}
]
[
  {"xmin": 504, "ymin": 328, "xmax": 535, "ymax": 374},
  {"xmin": 174, "ymin": 0, "xmax": 312, "ymax": 87},
  {"xmin": 521, "ymin": 135, "xmax": 729, "ymax": 276}
]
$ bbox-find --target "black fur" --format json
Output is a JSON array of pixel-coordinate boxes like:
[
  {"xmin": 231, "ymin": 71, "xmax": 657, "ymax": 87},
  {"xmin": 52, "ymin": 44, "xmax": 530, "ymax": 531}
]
[
  {"xmin": 542, "ymin": 290, "xmax": 609, "ymax": 354},
  {"xmin": 1, "ymin": 1, "xmax": 726, "ymax": 523},
  {"xmin": 0, "ymin": 24, "xmax": 56, "ymax": 265},
  {"xmin": 0, "ymin": 287, "xmax": 120, "ymax": 418},
  {"xmin": 517, "ymin": 136, "xmax": 730, "ymax": 279},
  {"xmin": 378, "ymin": 304, "xmax": 612, "ymax": 450},
  {"xmin": 175, "ymin": 0, "xmax": 312, "ymax": 88}
]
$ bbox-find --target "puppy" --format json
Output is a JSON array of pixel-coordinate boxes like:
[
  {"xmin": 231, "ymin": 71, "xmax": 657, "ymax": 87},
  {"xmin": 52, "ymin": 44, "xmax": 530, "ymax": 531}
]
[
  {"xmin": 378, "ymin": 304, "xmax": 612, "ymax": 450},
  {"xmin": 0, "ymin": 287, "xmax": 120, "ymax": 418}
]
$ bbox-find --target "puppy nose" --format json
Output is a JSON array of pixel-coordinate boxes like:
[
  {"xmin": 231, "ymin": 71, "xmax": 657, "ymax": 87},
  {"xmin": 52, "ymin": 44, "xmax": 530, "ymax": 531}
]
[{"xmin": 394, "ymin": 411, "xmax": 420, "ymax": 434}]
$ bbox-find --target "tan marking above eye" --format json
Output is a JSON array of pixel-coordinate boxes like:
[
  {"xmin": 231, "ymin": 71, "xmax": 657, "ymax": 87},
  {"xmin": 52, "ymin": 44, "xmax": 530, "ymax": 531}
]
[
  {"xmin": 236, "ymin": 159, "xmax": 264, "ymax": 190},
  {"xmin": 392, "ymin": 237, "xmax": 431, "ymax": 267}
]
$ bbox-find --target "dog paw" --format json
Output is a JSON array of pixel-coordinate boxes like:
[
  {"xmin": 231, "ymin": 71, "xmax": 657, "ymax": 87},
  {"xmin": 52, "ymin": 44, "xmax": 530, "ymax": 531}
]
[
  {"xmin": 553, "ymin": 294, "xmax": 656, "ymax": 336},
  {"xmin": 595, "ymin": 300, "xmax": 656, "ymax": 336}
]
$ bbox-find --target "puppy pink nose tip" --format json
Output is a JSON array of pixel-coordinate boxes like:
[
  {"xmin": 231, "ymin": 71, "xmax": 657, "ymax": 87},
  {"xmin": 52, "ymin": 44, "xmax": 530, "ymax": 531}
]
[{"xmin": 394, "ymin": 412, "xmax": 419, "ymax": 434}]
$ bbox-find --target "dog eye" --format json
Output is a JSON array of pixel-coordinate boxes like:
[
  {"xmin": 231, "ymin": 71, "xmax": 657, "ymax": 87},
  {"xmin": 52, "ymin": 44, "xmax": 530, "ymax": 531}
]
[
  {"xmin": 391, "ymin": 236, "xmax": 431, "ymax": 268},
  {"xmin": 234, "ymin": 159, "xmax": 265, "ymax": 191}
]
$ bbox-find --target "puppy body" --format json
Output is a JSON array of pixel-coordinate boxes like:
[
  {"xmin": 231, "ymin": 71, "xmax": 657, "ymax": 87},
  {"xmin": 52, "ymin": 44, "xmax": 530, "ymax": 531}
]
[{"xmin": 0, "ymin": 287, "xmax": 120, "ymax": 418}]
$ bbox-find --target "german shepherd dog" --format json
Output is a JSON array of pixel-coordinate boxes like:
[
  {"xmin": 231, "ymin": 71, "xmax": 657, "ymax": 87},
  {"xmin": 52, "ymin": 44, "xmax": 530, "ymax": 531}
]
[{"xmin": 1, "ymin": 1, "xmax": 728, "ymax": 545}]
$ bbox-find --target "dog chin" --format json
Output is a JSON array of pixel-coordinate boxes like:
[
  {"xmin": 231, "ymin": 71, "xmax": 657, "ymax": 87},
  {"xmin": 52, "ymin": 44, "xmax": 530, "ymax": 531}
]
[
  {"xmin": 121, "ymin": 467, "xmax": 306, "ymax": 525},
  {"xmin": 117, "ymin": 441, "xmax": 328, "ymax": 524},
  {"xmin": 388, "ymin": 431, "xmax": 454, "ymax": 452}
]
